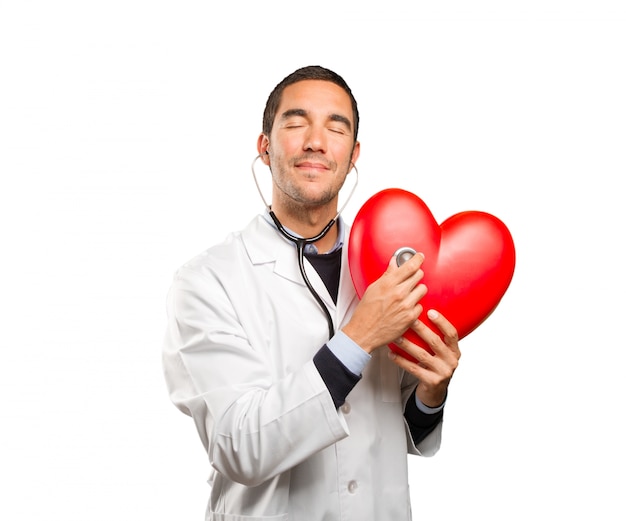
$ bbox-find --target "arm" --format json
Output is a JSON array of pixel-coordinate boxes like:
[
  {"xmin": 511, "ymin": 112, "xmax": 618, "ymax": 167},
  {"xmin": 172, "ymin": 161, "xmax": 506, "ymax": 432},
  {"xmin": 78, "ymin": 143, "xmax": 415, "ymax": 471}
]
[
  {"xmin": 340, "ymin": 253, "xmax": 461, "ymax": 449},
  {"xmin": 394, "ymin": 308, "xmax": 461, "ymax": 453},
  {"xmin": 162, "ymin": 267, "xmax": 350, "ymax": 487}
]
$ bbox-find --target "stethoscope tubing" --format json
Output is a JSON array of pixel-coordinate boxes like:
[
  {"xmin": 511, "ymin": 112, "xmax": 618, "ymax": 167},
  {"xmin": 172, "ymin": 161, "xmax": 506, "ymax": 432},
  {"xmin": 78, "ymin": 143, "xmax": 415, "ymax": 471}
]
[
  {"xmin": 252, "ymin": 155, "xmax": 359, "ymax": 340},
  {"xmin": 268, "ymin": 210, "xmax": 337, "ymax": 339}
]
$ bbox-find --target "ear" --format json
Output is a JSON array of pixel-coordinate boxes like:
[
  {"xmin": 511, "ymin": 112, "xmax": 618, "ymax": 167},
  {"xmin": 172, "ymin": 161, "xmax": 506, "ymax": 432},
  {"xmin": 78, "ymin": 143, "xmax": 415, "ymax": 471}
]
[
  {"xmin": 257, "ymin": 134, "xmax": 270, "ymax": 165},
  {"xmin": 351, "ymin": 140, "xmax": 361, "ymax": 166}
]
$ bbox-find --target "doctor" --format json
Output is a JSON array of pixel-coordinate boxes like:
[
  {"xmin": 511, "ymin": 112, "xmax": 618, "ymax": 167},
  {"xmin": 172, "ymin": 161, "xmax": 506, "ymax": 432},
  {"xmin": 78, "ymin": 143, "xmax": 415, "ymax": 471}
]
[{"xmin": 163, "ymin": 65, "xmax": 461, "ymax": 521}]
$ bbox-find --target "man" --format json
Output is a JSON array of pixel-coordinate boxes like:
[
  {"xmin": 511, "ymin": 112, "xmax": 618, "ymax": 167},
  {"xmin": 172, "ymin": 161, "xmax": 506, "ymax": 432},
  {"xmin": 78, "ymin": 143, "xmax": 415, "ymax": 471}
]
[{"xmin": 163, "ymin": 65, "xmax": 461, "ymax": 520}]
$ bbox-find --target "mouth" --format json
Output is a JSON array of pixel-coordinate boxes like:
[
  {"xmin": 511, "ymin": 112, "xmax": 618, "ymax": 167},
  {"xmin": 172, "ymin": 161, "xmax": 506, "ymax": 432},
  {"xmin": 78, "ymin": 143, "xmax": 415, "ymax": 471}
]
[
  {"xmin": 297, "ymin": 164, "xmax": 328, "ymax": 174},
  {"xmin": 294, "ymin": 158, "xmax": 331, "ymax": 173}
]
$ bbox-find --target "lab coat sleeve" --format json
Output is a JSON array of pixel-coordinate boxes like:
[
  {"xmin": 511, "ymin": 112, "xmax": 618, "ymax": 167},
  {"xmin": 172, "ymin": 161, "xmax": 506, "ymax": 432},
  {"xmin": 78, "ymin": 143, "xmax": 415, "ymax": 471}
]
[{"xmin": 162, "ymin": 265, "xmax": 350, "ymax": 487}]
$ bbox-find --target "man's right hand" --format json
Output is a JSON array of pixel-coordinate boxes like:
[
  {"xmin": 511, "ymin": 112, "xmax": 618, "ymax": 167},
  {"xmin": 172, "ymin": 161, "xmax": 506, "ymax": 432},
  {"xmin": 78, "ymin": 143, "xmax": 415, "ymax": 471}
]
[{"xmin": 342, "ymin": 252, "xmax": 427, "ymax": 354}]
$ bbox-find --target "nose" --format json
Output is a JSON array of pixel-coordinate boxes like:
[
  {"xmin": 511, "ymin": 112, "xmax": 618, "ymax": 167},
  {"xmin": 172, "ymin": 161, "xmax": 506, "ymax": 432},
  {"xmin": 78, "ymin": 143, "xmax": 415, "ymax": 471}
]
[{"xmin": 303, "ymin": 124, "xmax": 327, "ymax": 153}]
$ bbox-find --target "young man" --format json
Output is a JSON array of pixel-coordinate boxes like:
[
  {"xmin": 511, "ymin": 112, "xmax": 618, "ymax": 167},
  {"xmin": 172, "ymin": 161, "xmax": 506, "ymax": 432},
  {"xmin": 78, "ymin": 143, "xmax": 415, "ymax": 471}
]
[{"xmin": 163, "ymin": 65, "xmax": 461, "ymax": 520}]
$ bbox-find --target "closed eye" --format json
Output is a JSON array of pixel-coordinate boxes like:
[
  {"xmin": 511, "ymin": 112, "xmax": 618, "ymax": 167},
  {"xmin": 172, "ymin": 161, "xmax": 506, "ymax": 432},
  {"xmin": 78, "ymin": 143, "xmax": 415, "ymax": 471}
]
[
  {"xmin": 280, "ymin": 109, "xmax": 308, "ymax": 129},
  {"xmin": 328, "ymin": 114, "xmax": 352, "ymax": 135}
]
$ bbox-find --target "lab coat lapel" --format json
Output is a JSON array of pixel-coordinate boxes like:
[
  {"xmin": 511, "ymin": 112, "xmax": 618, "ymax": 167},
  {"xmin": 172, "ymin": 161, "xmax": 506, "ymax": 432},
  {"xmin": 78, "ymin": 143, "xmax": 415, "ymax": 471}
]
[
  {"xmin": 242, "ymin": 214, "xmax": 357, "ymax": 328},
  {"xmin": 242, "ymin": 215, "xmax": 334, "ymax": 310},
  {"xmin": 337, "ymin": 227, "xmax": 359, "ymax": 324}
]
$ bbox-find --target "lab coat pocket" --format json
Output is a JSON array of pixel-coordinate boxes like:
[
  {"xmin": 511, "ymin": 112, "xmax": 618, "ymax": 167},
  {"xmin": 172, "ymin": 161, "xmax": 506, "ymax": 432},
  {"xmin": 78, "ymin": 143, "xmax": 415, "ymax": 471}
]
[{"xmin": 380, "ymin": 351, "xmax": 401, "ymax": 403}]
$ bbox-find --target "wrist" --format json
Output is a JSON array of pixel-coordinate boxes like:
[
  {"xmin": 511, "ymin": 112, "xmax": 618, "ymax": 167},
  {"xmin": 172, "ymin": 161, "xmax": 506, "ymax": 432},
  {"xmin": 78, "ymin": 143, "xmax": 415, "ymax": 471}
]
[
  {"xmin": 341, "ymin": 324, "xmax": 376, "ymax": 354},
  {"xmin": 415, "ymin": 386, "xmax": 447, "ymax": 409}
]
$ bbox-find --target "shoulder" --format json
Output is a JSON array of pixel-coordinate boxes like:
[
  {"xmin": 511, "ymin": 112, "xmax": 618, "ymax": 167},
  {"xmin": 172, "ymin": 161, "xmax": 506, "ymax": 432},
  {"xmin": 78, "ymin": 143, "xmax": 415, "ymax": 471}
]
[{"xmin": 174, "ymin": 214, "xmax": 274, "ymax": 280}]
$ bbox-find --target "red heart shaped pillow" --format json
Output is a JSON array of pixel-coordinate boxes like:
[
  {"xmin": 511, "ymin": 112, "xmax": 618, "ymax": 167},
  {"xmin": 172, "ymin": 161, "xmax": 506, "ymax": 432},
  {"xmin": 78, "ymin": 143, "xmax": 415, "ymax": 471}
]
[{"xmin": 348, "ymin": 188, "xmax": 515, "ymax": 361}]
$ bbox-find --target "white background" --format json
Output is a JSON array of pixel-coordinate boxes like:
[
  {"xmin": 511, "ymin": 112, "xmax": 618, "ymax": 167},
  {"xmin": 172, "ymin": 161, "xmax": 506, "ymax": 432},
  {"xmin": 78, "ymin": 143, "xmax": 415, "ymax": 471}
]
[{"xmin": 2, "ymin": 1, "xmax": 625, "ymax": 520}]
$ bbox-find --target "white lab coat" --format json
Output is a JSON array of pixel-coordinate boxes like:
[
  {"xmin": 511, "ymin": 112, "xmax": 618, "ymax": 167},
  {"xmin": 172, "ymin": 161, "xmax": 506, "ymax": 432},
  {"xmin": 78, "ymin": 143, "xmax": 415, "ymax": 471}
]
[{"xmin": 163, "ymin": 214, "xmax": 442, "ymax": 521}]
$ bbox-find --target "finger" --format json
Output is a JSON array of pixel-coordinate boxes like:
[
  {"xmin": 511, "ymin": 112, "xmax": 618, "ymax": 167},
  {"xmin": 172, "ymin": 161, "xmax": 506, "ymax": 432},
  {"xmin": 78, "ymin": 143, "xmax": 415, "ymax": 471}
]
[
  {"xmin": 409, "ymin": 311, "xmax": 460, "ymax": 362},
  {"xmin": 393, "ymin": 330, "xmax": 458, "ymax": 381},
  {"xmin": 396, "ymin": 338, "xmax": 434, "ymax": 366},
  {"xmin": 403, "ymin": 250, "xmax": 425, "ymax": 267},
  {"xmin": 387, "ymin": 345, "xmax": 432, "ymax": 377},
  {"xmin": 387, "ymin": 250, "xmax": 424, "ymax": 275},
  {"xmin": 389, "ymin": 344, "xmax": 453, "ymax": 408},
  {"xmin": 425, "ymin": 309, "xmax": 460, "ymax": 358},
  {"xmin": 396, "ymin": 253, "xmax": 426, "ymax": 293},
  {"xmin": 409, "ymin": 318, "xmax": 444, "ymax": 355}
]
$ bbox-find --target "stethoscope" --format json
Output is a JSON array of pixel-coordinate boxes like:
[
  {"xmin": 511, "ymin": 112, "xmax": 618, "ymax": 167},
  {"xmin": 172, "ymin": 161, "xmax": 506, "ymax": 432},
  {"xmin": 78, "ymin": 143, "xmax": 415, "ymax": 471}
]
[{"xmin": 251, "ymin": 154, "xmax": 359, "ymax": 339}]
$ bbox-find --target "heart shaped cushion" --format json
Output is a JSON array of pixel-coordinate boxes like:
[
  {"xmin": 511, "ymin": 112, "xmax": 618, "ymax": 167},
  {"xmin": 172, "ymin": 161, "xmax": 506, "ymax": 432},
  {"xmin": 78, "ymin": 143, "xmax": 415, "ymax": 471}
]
[{"xmin": 348, "ymin": 188, "xmax": 516, "ymax": 361}]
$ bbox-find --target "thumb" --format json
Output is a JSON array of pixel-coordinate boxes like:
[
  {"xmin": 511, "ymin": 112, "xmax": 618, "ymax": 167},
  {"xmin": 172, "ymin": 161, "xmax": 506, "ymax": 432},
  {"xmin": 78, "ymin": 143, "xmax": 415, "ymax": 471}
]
[{"xmin": 386, "ymin": 253, "xmax": 400, "ymax": 272}]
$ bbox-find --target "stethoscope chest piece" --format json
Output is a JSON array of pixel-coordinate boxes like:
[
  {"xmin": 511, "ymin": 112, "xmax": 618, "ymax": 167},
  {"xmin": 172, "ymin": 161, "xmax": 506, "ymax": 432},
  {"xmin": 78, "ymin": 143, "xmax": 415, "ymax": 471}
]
[{"xmin": 394, "ymin": 247, "xmax": 417, "ymax": 267}]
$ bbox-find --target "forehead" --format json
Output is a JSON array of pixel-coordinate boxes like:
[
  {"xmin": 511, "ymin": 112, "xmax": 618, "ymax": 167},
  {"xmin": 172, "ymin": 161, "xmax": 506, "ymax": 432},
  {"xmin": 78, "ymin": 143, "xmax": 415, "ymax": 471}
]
[{"xmin": 277, "ymin": 80, "xmax": 354, "ymax": 122}]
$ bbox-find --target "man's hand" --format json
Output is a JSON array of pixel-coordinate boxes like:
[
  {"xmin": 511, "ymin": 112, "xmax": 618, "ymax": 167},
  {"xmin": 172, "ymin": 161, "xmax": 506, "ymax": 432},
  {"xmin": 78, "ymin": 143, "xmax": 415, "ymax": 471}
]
[
  {"xmin": 389, "ymin": 310, "xmax": 461, "ymax": 408},
  {"xmin": 342, "ymin": 252, "xmax": 427, "ymax": 354}
]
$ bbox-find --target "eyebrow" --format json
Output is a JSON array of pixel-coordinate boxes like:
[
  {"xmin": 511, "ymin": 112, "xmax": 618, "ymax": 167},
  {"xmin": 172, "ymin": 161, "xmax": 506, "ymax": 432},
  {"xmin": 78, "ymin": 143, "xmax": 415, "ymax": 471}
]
[{"xmin": 280, "ymin": 108, "xmax": 352, "ymax": 131}]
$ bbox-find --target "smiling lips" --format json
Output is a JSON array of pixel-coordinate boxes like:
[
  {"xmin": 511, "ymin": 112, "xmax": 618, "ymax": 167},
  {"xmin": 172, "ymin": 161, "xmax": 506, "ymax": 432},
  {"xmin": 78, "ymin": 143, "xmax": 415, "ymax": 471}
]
[
  {"xmin": 294, "ymin": 156, "xmax": 332, "ymax": 173},
  {"xmin": 297, "ymin": 162, "xmax": 329, "ymax": 172}
]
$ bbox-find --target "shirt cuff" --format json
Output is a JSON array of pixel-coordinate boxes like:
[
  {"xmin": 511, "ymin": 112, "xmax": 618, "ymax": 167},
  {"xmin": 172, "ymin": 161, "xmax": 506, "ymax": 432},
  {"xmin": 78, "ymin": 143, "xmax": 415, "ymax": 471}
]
[
  {"xmin": 327, "ymin": 330, "xmax": 371, "ymax": 376},
  {"xmin": 415, "ymin": 393, "xmax": 446, "ymax": 414},
  {"xmin": 404, "ymin": 387, "xmax": 445, "ymax": 445}
]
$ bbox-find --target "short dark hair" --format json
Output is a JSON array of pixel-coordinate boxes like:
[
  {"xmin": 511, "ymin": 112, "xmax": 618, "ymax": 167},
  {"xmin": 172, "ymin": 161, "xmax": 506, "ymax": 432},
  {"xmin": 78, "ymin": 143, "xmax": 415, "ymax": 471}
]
[{"xmin": 262, "ymin": 65, "xmax": 360, "ymax": 141}]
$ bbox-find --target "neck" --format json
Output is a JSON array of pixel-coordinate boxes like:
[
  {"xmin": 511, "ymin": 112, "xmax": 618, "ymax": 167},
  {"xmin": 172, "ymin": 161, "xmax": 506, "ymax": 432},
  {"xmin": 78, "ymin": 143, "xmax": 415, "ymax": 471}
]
[{"xmin": 270, "ymin": 205, "xmax": 339, "ymax": 253}]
